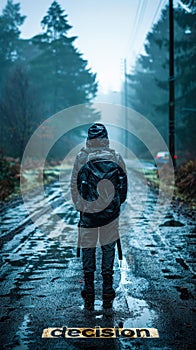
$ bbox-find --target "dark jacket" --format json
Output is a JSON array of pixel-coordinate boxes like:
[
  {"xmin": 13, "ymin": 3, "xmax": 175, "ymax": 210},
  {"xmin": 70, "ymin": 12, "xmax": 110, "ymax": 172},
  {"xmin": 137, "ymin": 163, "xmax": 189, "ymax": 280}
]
[{"xmin": 71, "ymin": 144, "xmax": 127, "ymax": 228}]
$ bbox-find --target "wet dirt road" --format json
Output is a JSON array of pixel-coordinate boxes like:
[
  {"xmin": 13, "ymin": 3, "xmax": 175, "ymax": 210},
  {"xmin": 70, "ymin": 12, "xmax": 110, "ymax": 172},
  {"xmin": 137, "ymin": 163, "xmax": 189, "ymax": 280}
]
[{"xmin": 0, "ymin": 167, "xmax": 195, "ymax": 350}]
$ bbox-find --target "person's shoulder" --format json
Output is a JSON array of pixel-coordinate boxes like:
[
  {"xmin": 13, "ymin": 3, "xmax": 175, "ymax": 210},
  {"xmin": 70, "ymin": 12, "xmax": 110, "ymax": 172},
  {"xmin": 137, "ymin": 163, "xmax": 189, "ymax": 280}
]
[
  {"xmin": 75, "ymin": 147, "xmax": 88, "ymax": 162},
  {"xmin": 78, "ymin": 147, "xmax": 87, "ymax": 155},
  {"xmin": 109, "ymin": 149, "xmax": 126, "ymax": 170},
  {"xmin": 76, "ymin": 146, "xmax": 90, "ymax": 155},
  {"xmin": 109, "ymin": 148, "xmax": 123, "ymax": 160}
]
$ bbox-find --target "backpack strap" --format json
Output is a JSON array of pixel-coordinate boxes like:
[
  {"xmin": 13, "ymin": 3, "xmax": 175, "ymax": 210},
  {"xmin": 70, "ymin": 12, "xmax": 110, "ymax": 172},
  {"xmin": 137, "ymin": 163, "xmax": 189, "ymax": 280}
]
[
  {"xmin": 84, "ymin": 147, "xmax": 118, "ymax": 163},
  {"xmin": 117, "ymin": 238, "xmax": 123, "ymax": 260},
  {"xmin": 77, "ymin": 224, "xmax": 81, "ymax": 258}
]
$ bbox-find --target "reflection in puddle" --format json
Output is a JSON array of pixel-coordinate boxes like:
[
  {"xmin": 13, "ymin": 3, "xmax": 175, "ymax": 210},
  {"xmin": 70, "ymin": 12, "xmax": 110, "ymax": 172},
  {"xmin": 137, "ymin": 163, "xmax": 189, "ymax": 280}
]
[
  {"xmin": 119, "ymin": 258, "xmax": 132, "ymax": 285},
  {"xmin": 13, "ymin": 314, "xmax": 32, "ymax": 350},
  {"xmin": 124, "ymin": 296, "xmax": 156, "ymax": 328},
  {"xmin": 117, "ymin": 257, "xmax": 157, "ymax": 328}
]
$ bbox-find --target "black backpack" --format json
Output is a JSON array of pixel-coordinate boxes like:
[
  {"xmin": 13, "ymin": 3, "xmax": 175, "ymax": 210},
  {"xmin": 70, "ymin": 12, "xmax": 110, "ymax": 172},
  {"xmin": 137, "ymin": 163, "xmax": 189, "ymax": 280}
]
[
  {"xmin": 76, "ymin": 148, "xmax": 123, "ymax": 260},
  {"xmin": 77, "ymin": 149, "xmax": 121, "ymax": 214}
]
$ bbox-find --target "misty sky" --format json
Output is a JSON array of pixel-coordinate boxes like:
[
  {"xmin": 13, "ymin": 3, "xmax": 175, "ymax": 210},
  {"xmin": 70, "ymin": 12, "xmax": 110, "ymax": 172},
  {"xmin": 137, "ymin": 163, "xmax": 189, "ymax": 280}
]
[{"xmin": 1, "ymin": 0, "xmax": 171, "ymax": 92}]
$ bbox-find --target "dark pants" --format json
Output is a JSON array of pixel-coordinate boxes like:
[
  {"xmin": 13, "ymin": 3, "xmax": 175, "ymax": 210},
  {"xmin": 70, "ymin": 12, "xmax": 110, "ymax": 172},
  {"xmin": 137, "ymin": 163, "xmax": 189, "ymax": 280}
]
[{"xmin": 80, "ymin": 218, "xmax": 119, "ymax": 275}]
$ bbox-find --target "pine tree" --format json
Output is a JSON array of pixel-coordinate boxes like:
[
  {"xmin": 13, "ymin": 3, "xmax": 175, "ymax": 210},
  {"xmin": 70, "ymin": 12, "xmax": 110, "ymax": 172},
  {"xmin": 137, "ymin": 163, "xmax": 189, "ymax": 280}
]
[
  {"xmin": 0, "ymin": 0, "xmax": 26, "ymax": 85},
  {"xmin": 41, "ymin": 0, "xmax": 72, "ymax": 42},
  {"xmin": 128, "ymin": 6, "xmax": 169, "ymax": 143},
  {"xmin": 174, "ymin": 3, "xmax": 196, "ymax": 155},
  {"xmin": 30, "ymin": 1, "xmax": 98, "ymax": 116},
  {"xmin": 127, "ymin": 3, "xmax": 195, "ymax": 157},
  {"xmin": 0, "ymin": 65, "xmax": 42, "ymax": 158}
]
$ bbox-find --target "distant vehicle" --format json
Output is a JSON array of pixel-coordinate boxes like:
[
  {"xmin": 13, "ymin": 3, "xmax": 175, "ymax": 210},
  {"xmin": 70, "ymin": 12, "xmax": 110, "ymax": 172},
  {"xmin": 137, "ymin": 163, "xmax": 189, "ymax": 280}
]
[{"xmin": 155, "ymin": 151, "xmax": 170, "ymax": 165}]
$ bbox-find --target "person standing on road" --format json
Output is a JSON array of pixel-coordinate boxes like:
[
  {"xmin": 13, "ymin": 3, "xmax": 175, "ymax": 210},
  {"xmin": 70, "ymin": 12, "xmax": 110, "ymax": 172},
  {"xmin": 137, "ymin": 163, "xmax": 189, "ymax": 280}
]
[{"xmin": 70, "ymin": 123, "xmax": 127, "ymax": 312}]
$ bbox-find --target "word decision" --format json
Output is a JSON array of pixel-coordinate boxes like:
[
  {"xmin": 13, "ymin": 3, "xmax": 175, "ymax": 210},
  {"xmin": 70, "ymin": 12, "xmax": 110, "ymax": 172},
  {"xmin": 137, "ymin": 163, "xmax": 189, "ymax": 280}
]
[{"xmin": 42, "ymin": 326, "xmax": 159, "ymax": 339}]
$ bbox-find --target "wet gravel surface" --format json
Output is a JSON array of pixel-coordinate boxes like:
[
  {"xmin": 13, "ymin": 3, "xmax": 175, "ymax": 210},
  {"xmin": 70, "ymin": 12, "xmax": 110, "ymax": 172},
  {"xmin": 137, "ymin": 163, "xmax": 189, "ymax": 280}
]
[{"xmin": 0, "ymin": 167, "xmax": 195, "ymax": 350}]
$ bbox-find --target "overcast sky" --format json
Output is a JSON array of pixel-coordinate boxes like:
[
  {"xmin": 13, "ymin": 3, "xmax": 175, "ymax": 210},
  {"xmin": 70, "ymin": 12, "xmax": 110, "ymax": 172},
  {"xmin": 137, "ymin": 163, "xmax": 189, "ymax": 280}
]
[{"xmin": 1, "ymin": 0, "xmax": 170, "ymax": 92}]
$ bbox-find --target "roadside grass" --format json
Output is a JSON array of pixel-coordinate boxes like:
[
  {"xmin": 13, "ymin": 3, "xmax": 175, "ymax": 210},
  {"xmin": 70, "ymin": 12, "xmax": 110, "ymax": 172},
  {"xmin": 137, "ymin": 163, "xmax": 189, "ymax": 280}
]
[
  {"xmin": 133, "ymin": 161, "xmax": 196, "ymax": 209},
  {"xmin": 0, "ymin": 156, "xmax": 73, "ymax": 202},
  {"xmin": 1, "ymin": 155, "xmax": 195, "ymax": 210}
]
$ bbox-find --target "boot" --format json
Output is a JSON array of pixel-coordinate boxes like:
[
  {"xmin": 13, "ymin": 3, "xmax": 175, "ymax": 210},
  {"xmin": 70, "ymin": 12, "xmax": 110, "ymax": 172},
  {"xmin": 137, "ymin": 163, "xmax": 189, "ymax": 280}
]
[
  {"xmin": 102, "ymin": 274, "xmax": 115, "ymax": 310},
  {"xmin": 81, "ymin": 272, "xmax": 95, "ymax": 311}
]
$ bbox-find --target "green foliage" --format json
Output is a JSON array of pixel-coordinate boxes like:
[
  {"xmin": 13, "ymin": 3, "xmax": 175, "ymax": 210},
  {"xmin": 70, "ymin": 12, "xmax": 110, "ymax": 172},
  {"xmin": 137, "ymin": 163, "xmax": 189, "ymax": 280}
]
[
  {"xmin": 29, "ymin": 1, "xmax": 98, "ymax": 116},
  {"xmin": 0, "ymin": 65, "xmax": 42, "ymax": 159},
  {"xmin": 0, "ymin": 0, "xmax": 99, "ymax": 160},
  {"xmin": 0, "ymin": 0, "xmax": 26, "ymax": 83},
  {"xmin": 175, "ymin": 160, "xmax": 196, "ymax": 204},
  {"xmin": 0, "ymin": 154, "xmax": 20, "ymax": 201},
  {"xmin": 174, "ymin": 6, "xmax": 196, "ymax": 153},
  {"xmin": 127, "ymin": 4, "xmax": 196, "ymax": 157},
  {"xmin": 41, "ymin": 0, "xmax": 72, "ymax": 42},
  {"xmin": 128, "ymin": 6, "xmax": 170, "ymax": 147}
]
